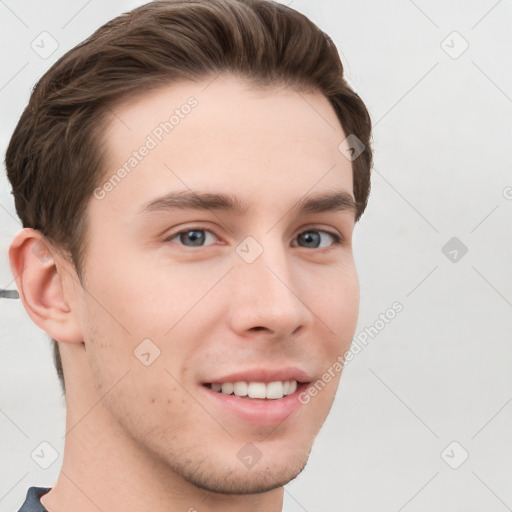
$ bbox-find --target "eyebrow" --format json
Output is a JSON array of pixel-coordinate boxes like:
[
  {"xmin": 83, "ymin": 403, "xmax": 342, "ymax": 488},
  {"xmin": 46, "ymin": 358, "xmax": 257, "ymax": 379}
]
[{"xmin": 139, "ymin": 189, "xmax": 358, "ymax": 217}]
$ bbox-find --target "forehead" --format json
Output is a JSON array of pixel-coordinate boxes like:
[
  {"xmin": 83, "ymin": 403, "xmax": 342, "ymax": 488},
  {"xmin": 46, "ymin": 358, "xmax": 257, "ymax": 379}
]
[{"xmin": 93, "ymin": 75, "xmax": 353, "ymax": 218}]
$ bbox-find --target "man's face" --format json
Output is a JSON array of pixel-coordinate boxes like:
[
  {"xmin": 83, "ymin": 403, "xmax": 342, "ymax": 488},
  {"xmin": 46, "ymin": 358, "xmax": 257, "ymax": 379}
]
[{"xmin": 71, "ymin": 75, "xmax": 359, "ymax": 493}]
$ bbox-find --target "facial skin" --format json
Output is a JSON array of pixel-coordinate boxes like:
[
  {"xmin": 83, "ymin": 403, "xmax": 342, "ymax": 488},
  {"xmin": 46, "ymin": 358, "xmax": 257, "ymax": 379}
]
[{"xmin": 10, "ymin": 75, "xmax": 359, "ymax": 512}]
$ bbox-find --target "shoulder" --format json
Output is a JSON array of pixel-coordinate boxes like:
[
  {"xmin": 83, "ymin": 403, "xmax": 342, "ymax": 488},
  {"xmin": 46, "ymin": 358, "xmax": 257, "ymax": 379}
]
[{"xmin": 16, "ymin": 487, "xmax": 51, "ymax": 512}]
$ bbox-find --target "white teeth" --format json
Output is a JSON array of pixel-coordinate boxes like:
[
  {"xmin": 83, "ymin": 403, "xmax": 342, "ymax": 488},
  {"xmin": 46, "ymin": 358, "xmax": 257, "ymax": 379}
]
[
  {"xmin": 266, "ymin": 381, "xmax": 284, "ymax": 399},
  {"xmin": 248, "ymin": 382, "xmax": 267, "ymax": 399},
  {"xmin": 221, "ymin": 382, "xmax": 234, "ymax": 395},
  {"xmin": 212, "ymin": 380, "xmax": 298, "ymax": 399},
  {"xmin": 233, "ymin": 381, "xmax": 248, "ymax": 396}
]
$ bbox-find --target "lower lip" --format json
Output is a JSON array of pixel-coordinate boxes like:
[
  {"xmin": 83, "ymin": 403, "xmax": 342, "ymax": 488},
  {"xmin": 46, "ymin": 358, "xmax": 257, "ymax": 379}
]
[{"xmin": 201, "ymin": 384, "xmax": 308, "ymax": 426}]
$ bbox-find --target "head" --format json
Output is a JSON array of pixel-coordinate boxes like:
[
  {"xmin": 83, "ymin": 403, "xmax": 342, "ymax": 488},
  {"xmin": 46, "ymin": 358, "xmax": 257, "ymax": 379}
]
[{"xmin": 7, "ymin": 0, "xmax": 372, "ymax": 496}]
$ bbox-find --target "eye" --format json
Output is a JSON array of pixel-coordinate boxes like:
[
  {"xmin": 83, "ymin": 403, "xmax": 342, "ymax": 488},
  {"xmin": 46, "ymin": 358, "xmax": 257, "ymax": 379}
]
[
  {"xmin": 165, "ymin": 228, "xmax": 218, "ymax": 247},
  {"xmin": 293, "ymin": 229, "xmax": 342, "ymax": 249}
]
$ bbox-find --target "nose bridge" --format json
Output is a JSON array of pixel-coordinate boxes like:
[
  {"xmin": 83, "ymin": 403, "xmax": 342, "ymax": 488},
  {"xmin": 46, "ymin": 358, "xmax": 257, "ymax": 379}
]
[{"xmin": 229, "ymin": 236, "xmax": 310, "ymax": 336}]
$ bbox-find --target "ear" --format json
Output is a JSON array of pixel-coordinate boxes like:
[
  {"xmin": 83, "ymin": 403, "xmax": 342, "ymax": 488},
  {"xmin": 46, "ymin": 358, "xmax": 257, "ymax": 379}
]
[{"xmin": 9, "ymin": 228, "xmax": 83, "ymax": 344}]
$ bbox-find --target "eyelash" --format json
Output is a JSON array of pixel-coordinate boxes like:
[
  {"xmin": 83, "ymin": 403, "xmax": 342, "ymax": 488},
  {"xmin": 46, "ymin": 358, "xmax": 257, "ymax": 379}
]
[{"xmin": 163, "ymin": 226, "xmax": 344, "ymax": 249}]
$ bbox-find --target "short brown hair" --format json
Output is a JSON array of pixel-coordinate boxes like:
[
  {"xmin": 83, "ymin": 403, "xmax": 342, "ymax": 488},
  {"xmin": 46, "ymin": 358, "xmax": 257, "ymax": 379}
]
[{"xmin": 5, "ymin": 0, "xmax": 373, "ymax": 395}]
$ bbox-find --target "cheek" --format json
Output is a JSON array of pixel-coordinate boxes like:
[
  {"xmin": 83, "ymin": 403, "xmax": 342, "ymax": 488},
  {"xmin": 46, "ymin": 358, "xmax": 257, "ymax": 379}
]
[
  {"xmin": 97, "ymin": 367, "xmax": 191, "ymax": 444},
  {"xmin": 315, "ymin": 263, "xmax": 359, "ymax": 344},
  {"xmin": 80, "ymin": 255, "xmax": 190, "ymax": 343}
]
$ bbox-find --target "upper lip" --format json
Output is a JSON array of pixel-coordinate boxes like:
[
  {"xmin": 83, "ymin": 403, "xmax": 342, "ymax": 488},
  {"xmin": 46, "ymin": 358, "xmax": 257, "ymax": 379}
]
[{"xmin": 204, "ymin": 367, "xmax": 312, "ymax": 384}]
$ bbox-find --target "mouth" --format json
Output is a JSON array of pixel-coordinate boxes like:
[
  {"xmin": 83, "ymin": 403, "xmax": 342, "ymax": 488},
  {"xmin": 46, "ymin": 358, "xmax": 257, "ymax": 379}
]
[
  {"xmin": 204, "ymin": 380, "xmax": 300, "ymax": 400},
  {"xmin": 200, "ymin": 369, "xmax": 312, "ymax": 426}
]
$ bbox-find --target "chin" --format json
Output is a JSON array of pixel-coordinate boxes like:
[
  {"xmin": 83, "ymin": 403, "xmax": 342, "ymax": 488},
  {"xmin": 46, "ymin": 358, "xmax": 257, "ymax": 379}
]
[
  {"xmin": 187, "ymin": 458, "xmax": 307, "ymax": 494},
  {"xmin": 182, "ymin": 452, "xmax": 310, "ymax": 495}
]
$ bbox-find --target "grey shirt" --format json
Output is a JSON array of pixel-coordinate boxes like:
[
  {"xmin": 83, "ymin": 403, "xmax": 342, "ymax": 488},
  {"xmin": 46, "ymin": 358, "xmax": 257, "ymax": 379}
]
[{"xmin": 16, "ymin": 487, "xmax": 50, "ymax": 512}]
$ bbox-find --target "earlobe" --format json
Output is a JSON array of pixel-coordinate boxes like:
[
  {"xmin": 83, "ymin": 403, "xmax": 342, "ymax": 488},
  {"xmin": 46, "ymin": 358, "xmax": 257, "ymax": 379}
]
[{"xmin": 9, "ymin": 228, "xmax": 83, "ymax": 344}]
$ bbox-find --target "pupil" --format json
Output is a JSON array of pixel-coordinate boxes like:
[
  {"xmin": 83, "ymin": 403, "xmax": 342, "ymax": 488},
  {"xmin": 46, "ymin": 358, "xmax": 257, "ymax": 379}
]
[
  {"xmin": 299, "ymin": 231, "xmax": 320, "ymax": 248},
  {"xmin": 181, "ymin": 230, "xmax": 205, "ymax": 246}
]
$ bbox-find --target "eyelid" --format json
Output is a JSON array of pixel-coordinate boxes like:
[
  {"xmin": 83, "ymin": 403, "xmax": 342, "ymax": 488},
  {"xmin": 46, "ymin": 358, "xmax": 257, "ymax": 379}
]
[
  {"xmin": 290, "ymin": 228, "xmax": 344, "ymax": 249},
  {"xmin": 162, "ymin": 224, "xmax": 222, "ymax": 244},
  {"xmin": 162, "ymin": 224, "xmax": 345, "ymax": 248},
  {"xmin": 294, "ymin": 224, "xmax": 344, "ymax": 243}
]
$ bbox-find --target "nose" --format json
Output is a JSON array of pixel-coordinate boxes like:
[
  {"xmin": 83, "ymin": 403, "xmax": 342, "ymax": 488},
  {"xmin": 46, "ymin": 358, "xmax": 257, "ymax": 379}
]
[{"xmin": 227, "ymin": 242, "xmax": 312, "ymax": 340}]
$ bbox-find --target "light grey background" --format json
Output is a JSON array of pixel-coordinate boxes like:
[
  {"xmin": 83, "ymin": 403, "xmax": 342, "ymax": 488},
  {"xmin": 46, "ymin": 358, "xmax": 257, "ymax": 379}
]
[{"xmin": 1, "ymin": 1, "xmax": 511, "ymax": 511}]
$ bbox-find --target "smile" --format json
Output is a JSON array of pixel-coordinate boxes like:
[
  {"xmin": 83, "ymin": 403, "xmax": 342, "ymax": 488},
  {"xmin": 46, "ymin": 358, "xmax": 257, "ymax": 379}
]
[{"xmin": 206, "ymin": 380, "xmax": 299, "ymax": 400}]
